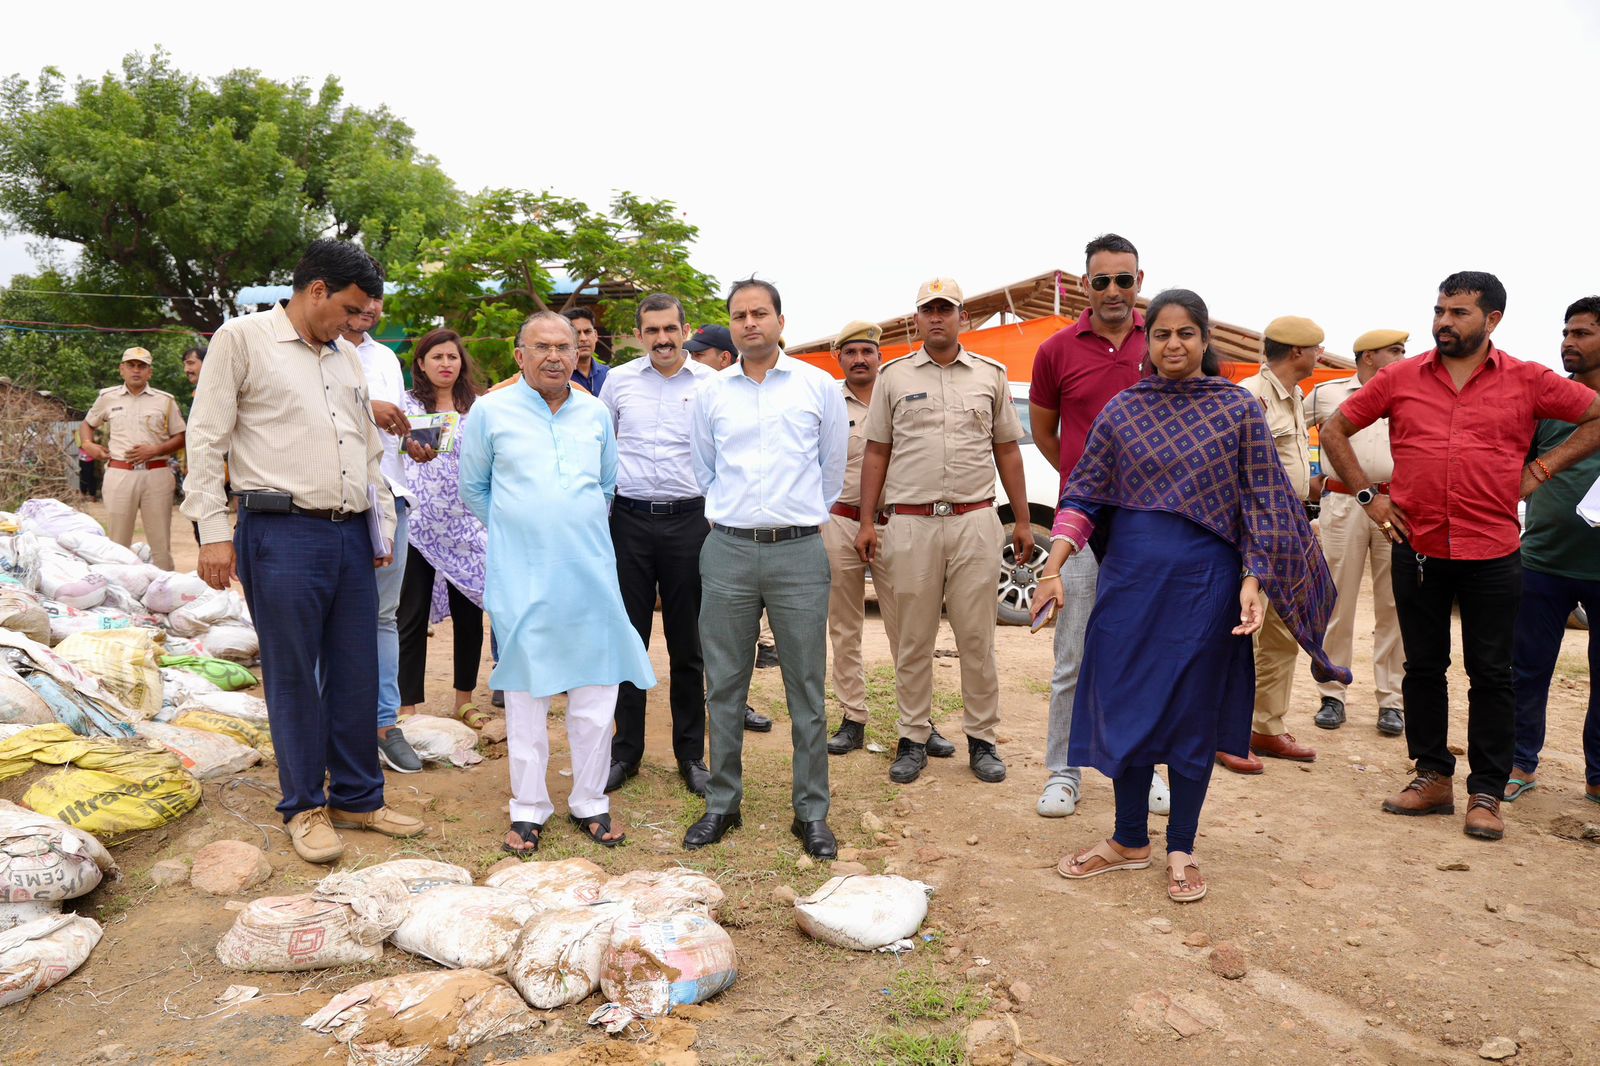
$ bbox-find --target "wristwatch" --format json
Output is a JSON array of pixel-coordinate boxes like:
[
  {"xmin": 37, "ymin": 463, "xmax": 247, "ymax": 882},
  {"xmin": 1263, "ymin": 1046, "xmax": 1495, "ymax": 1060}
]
[{"xmin": 1355, "ymin": 486, "xmax": 1379, "ymax": 506}]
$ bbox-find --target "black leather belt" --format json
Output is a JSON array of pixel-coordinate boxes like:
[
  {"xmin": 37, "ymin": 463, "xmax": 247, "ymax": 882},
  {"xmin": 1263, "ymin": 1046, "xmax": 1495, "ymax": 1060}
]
[
  {"xmin": 615, "ymin": 495, "xmax": 705, "ymax": 515},
  {"xmin": 713, "ymin": 524, "xmax": 819, "ymax": 543},
  {"xmin": 291, "ymin": 505, "xmax": 360, "ymax": 522}
]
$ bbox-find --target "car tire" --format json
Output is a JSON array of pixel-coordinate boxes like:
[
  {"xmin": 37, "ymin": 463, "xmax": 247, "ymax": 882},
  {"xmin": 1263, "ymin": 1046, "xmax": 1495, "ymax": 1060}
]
[{"xmin": 997, "ymin": 520, "xmax": 1053, "ymax": 626}]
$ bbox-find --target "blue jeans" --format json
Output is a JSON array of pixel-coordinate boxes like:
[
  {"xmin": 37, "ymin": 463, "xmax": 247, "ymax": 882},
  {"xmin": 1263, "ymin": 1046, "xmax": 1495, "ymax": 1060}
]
[
  {"xmin": 1512, "ymin": 566, "xmax": 1600, "ymax": 784},
  {"xmin": 373, "ymin": 500, "xmax": 410, "ymax": 730}
]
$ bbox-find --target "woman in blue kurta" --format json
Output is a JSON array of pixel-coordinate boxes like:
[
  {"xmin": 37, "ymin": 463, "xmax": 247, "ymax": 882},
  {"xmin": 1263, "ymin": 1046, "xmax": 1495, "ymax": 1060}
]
[
  {"xmin": 1035, "ymin": 289, "xmax": 1348, "ymax": 903},
  {"xmin": 458, "ymin": 313, "xmax": 656, "ymax": 854}
]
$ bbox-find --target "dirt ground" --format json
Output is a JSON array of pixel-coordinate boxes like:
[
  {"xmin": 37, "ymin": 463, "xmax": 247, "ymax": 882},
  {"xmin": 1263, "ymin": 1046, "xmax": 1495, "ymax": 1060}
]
[{"xmin": 3, "ymin": 502, "xmax": 1598, "ymax": 1065}]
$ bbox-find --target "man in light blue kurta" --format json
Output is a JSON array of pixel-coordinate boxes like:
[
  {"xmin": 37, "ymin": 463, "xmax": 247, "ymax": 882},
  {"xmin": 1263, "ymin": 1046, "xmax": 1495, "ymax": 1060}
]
[{"xmin": 459, "ymin": 312, "xmax": 655, "ymax": 853}]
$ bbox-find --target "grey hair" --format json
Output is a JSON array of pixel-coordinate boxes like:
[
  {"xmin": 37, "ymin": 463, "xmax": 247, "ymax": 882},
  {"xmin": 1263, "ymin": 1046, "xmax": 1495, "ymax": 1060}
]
[{"xmin": 514, "ymin": 310, "xmax": 578, "ymax": 349}]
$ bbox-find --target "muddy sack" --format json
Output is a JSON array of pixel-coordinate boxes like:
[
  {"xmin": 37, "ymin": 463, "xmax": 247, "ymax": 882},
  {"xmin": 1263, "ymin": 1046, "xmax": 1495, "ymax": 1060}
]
[
  {"xmin": 388, "ymin": 885, "xmax": 537, "ymax": 971},
  {"xmin": 0, "ymin": 900, "xmax": 61, "ymax": 933},
  {"xmin": 483, "ymin": 856, "xmax": 608, "ymax": 912},
  {"xmin": 321, "ymin": 859, "xmax": 472, "ymax": 898},
  {"xmin": 0, "ymin": 913, "xmax": 102, "ymax": 1008},
  {"xmin": 794, "ymin": 875, "xmax": 933, "ymax": 950},
  {"xmin": 602, "ymin": 868, "xmax": 726, "ymax": 919},
  {"xmin": 0, "ymin": 799, "xmax": 117, "ymax": 902},
  {"xmin": 216, "ymin": 890, "xmax": 399, "ymax": 973},
  {"xmin": 506, "ymin": 903, "xmax": 621, "ymax": 1009},
  {"xmin": 599, "ymin": 911, "xmax": 737, "ymax": 1017},
  {"xmin": 303, "ymin": 968, "xmax": 539, "ymax": 1065}
]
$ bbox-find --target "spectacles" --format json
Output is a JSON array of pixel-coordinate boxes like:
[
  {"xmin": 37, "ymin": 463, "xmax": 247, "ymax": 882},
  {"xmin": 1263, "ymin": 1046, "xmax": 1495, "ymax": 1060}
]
[
  {"xmin": 1089, "ymin": 273, "xmax": 1137, "ymax": 292},
  {"xmin": 518, "ymin": 343, "xmax": 577, "ymax": 357}
]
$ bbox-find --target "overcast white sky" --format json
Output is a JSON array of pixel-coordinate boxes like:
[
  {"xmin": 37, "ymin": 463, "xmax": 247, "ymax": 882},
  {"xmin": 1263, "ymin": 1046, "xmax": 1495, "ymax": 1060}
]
[{"xmin": 4, "ymin": 0, "xmax": 1598, "ymax": 366}]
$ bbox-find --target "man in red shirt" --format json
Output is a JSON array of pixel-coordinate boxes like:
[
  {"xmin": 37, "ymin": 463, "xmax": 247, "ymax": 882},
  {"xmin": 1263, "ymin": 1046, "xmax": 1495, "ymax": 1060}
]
[
  {"xmin": 1027, "ymin": 233, "xmax": 1168, "ymax": 819},
  {"xmin": 1321, "ymin": 271, "xmax": 1600, "ymax": 841}
]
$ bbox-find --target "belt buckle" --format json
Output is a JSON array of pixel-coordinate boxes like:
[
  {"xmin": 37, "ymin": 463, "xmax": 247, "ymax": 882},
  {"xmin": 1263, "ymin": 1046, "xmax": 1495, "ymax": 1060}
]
[
  {"xmin": 330, "ymin": 510, "xmax": 348, "ymax": 523},
  {"xmin": 650, "ymin": 501, "xmax": 672, "ymax": 515},
  {"xmin": 753, "ymin": 527, "xmax": 779, "ymax": 543},
  {"xmin": 933, "ymin": 501, "xmax": 954, "ymax": 517},
  {"xmin": 131, "ymin": 461, "xmax": 147, "ymax": 471}
]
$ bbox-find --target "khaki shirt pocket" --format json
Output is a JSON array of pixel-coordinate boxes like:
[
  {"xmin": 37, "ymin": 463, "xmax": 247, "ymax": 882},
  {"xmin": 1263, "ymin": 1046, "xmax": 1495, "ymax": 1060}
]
[{"xmin": 892, "ymin": 392, "xmax": 938, "ymax": 437}]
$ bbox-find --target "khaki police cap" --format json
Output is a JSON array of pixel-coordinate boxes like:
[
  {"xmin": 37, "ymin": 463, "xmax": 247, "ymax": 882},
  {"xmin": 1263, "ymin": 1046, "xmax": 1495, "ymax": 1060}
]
[
  {"xmin": 1352, "ymin": 328, "xmax": 1408, "ymax": 354},
  {"xmin": 121, "ymin": 346, "xmax": 153, "ymax": 364},
  {"xmin": 1262, "ymin": 316, "xmax": 1325, "ymax": 347},
  {"xmin": 833, "ymin": 320, "xmax": 883, "ymax": 350},
  {"xmin": 915, "ymin": 277, "xmax": 964, "ymax": 308}
]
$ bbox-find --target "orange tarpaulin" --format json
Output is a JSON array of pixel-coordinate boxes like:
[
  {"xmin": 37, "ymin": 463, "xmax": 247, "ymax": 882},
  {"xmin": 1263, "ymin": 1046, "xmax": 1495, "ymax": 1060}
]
[{"xmin": 792, "ymin": 314, "xmax": 1353, "ymax": 395}]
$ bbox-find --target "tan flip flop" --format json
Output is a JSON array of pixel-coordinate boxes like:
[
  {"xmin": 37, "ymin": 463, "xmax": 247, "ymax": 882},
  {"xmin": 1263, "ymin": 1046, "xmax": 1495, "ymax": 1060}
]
[
  {"xmin": 1167, "ymin": 852, "xmax": 1207, "ymax": 902},
  {"xmin": 1058, "ymin": 838, "xmax": 1152, "ymax": 879}
]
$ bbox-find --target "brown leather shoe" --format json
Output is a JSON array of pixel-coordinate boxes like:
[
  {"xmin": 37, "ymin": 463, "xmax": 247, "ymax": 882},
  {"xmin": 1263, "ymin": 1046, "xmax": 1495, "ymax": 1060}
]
[
  {"xmin": 1381, "ymin": 770, "xmax": 1454, "ymax": 816},
  {"xmin": 1251, "ymin": 731, "xmax": 1317, "ymax": 762},
  {"xmin": 1463, "ymin": 793, "xmax": 1505, "ymax": 840},
  {"xmin": 1216, "ymin": 749, "xmax": 1264, "ymax": 775},
  {"xmin": 287, "ymin": 807, "xmax": 345, "ymax": 864},
  {"xmin": 328, "ymin": 806, "xmax": 424, "ymax": 839}
]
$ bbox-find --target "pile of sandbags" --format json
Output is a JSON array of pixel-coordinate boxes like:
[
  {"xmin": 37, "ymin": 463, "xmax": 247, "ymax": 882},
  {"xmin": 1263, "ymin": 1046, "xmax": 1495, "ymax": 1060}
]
[
  {"xmin": 0, "ymin": 723, "xmax": 201, "ymax": 837},
  {"xmin": 0, "ymin": 913, "xmax": 103, "ymax": 1009},
  {"xmin": 303, "ymin": 968, "xmax": 539, "ymax": 1065},
  {"xmin": 0, "ymin": 799, "xmax": 118, "ymax": 936}
]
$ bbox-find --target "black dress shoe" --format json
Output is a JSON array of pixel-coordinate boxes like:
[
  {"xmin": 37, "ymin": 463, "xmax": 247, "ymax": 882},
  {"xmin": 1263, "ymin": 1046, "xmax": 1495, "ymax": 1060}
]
[
  {"xmin": 754, "ymin": 643, "xmax": 779, "ymax": 669},
  {"xmin": 968, "ymin": 738, "xmax": 1006, "ymax": 782},
  {"xmin": 1314, "ymin": 696, "xmax": 1346, "ymax": 730},
  {"xmin": 890, "ymin": 738, "xmax": 927, "ymax": 783},
  {"xmin": 684, "ymin": 810, "xmax": 742, "ymax": 849},
  {"xmin": 1377, "ymin": 707, "xmax": 1405, "ymax": 736},
  {"xmin": 678, "ymin": 758, "xmax": 710, "ymax": 796},
  {"xmin": 605, "ymin": 759, "xmax": 639, "ymax": 794},
  {"xmin": 926, "ymin": 726, "xmax": 956, "ymax": 758},
  {"xmin": 791, "ymin": 817, "xmax": 837, "ymax": 859},
  {"xmin": 828, "ymin": 718, "xmax": 865, "ymax": 755},
  {"xmin": 743, "ymin": 705, "xmax": 773, "ymax": 732}
]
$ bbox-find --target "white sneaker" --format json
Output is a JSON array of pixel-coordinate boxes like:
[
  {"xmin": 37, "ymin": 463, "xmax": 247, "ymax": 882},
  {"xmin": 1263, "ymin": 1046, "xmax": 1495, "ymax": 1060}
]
[
  {"xmin": 1036, "ymin": 778, "xmax": 1078, "ymax": 817},
  {"xmin": 1149, "ymin": 772, "xmax": 1171, "ymax": 816}
]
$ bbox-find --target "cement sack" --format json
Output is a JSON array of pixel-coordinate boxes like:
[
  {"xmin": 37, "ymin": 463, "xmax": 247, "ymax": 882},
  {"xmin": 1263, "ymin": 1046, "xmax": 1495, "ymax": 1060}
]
[
  {"xmin": 603, "ymin": 867, "xmax": 725, "ymax": 919},
  {"xmin": 322, "ymin": 859, "xmax": 472, "ymax": 898},
  {"xmin": 161, "ymin": 667, "xmax": 222, "ymax": 706},
  {"xmin": 793, "ymin": 875, "xmax": 933, "ymax": 950},
  {"xmin": 46, "ymin": 605, "xmax": 134, "ymax": 645},
  {"xmin": 88, "ymin": 563, "xmax": 161, "ymax": 599},
  {"xmin": 130, "ymin": 542, "xmax": 152, "ymax": 564},
  {"xmin": 176, "ymin": 690, "xmax": 268, "ymax": 723},
  {"xmin": 0, "ymin": 900, "xmax": 60, "ymax": 933},
  {"xmin": 16, "ymin": 499, "xmax": 103, "ymax": 541},
  {"xmin": 96, "ymin": 580, "xmax": 146, "ymax": 618},
  {"xmin": 599, "ymin": 910, "xmax": 737, "ymax": 1017},
  {"xmin": 194, "ymin": 624, "xmax": 258, "ymax": 663},
  {"xmin": 388, "ymin": 885, "xmax": 536, "ymax": 971},
  {"xmin": 141, "ymin": 572, "xmax": 209, "ymax": 615},
  {"xmin": 0, "ymin": 587, "xmax": 49, "ymax": 645},
  {"xmin": 0, "ymin": 913, "xmax": 102, "ymax": 1008},
  {"xmin": 0, "ymin": 798, "xmax": 117, "ymax": 902},
  {"xmin": 135, "ymin": 721, "xmax": 261, "ymax": 780},
  {"xmin": 483, "ymin": 856, "xmax": 608, "ymax": 912},
  {"xmin": 302, "ymin": 968, "xmax": 539, "ymax": 1066},
  {"xmin": 50, "ymin": 575, "xmax": 107, "ymax": 611},
  {"xmin": 0, "ymin": 664, "xmax": 53, "ymax": 727},
  {"xmin": 9, "ymin": 728, "xmax": 200, "ymax": 836},
  {"xmin": 57, "ymin": 531, "xmax": 140, "ymax": 568},
  {"xmin": 394, "ymin": 714, "xmax": 481, "ymax": 767},
  {"xmin": 161, "ymin": 654, "xmax": 256, "ymax": 691},
  {"xmin": 0, "ymin": 631, "xmax": 139, "ymax": 737},
  {"xmin": 216, "ymin": 893, "xmax": 391, "ymax": 973},
  {"xmin": 506, "ymin": 903, "xmax": 622, "ymax": 1009},
  {"xmin": 55, "ymin": 628, "xmax": 165, "ymax": 720},
  {"xmin": 170, "ymin": 709, "xmax": 273, "ymax": 759},
  {"xmin": 166, "ymin": 589, "xmax": 250, "ymax": 638}
]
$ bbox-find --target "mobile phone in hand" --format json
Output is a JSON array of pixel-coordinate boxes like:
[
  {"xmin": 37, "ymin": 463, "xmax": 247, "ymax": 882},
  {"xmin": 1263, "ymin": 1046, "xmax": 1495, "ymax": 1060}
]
[
  {"xmin": 1030, "ymin": 599, "xmax": 1057, "ymax": 633},
  {"xmin": 409, "ymin": 426, "xmax": 442, "ymax": 449}
]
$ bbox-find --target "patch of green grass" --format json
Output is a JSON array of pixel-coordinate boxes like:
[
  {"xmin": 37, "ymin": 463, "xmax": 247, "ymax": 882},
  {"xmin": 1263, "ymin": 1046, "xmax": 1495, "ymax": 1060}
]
[
  {"xmin": 883, "ymin": 965, "xmax": 990, "ymax": 1025},
  {"xmin": 862, "ymin": 1030, "xmax": 967, "ymax": 1065},
  {"xmin": 1021, "ymin": 676, "xmax": 1050, "ymax": 696},
  {"xmin": 862, "ymin": 666, "xmax": 963, "ymax": 753}
]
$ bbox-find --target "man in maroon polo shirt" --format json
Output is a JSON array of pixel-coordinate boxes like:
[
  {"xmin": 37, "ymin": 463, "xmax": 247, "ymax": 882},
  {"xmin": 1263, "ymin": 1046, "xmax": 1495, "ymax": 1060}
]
[
  {"xmin": 1321, "ymin": 271, "xmax": 1600, "ymax": 842},
  {"xmin": 1027, "ymin": 233, "xmax": 1168, "ymax": 819}
]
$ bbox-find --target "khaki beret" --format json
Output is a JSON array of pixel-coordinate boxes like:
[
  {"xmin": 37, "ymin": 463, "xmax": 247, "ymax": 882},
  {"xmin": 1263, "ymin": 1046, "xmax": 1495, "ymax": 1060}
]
[
  {"xmin": 1352, "ymin": 329, "xmax": 1408, "ymax": 354},
  {"xmin": 120, "ymin": 346, "xmax": 153, "ymax": 364},
  {"xmin": 1262, "ymin": 316, "xmax": 1325, "ymax": 347},
  {"xmin": 833, "ymin": 320, "xmax": 882, "ymax": 350},
  {"xmin": 916, "ymin": 277, "xmax": 964, "ymax": 308}
]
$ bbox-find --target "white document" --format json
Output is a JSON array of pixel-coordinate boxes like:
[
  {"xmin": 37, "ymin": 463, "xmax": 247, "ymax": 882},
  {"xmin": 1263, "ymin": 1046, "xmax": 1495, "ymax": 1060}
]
[{"xmin": 1577, "ymin": 473, "xmax": 1600, "ymax": 528}]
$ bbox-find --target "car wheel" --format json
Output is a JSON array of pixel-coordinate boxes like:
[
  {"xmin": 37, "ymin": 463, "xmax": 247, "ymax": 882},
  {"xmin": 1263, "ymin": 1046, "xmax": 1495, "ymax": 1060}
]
[{"xmin": 997, "ymin": 522, "xmax": 1052, "ymax": 626}]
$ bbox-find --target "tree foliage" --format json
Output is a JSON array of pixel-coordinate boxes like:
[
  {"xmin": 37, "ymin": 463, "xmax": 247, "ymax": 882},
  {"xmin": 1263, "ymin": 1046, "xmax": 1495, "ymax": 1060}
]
[
  {"xmin": 0, "ymin": 48, "xmax": 460, "ymax": 332},
  {"xmin": 386, "ymin": 189, "xmax": 724, "ymax": 380}
]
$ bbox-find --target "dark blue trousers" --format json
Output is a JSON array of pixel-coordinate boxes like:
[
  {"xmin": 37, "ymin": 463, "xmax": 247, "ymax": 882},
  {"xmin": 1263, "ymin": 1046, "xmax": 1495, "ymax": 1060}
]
[
  {"xmin": 235, "ymin": 511, "xmax": 384, "ymax": 821},
  {"xmin": 1512, "ymin": 566, "xmax": 1600, "ymax": 785}
]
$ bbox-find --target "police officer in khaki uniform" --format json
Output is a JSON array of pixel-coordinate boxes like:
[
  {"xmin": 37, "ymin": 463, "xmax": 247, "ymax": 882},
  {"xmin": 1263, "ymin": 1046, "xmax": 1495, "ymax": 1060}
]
[
  {"xmin": 1219, "ymin": 316, "xmax": 1322, "ymax": 774},
  {"xmin": 79, "ymin": 346, "xmax": 186, "ymax": 570},
  {"xmin": 1304, "ymin": 329, "xmax": 1408, "ymax": 737},
  {"xmin": 856, "ymin": 279, "xmax": 1031, "ymax": 785}
]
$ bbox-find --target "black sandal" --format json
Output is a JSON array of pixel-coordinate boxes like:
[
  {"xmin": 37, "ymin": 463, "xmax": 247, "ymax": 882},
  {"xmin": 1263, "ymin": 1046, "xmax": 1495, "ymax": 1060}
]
[
  {"xmin": 570, "ymin": 811, "xmax": 625, "ymax": 848},
  {"xmin": 503, "ymin": 821, "xmax": 543, "ymax": 855}
]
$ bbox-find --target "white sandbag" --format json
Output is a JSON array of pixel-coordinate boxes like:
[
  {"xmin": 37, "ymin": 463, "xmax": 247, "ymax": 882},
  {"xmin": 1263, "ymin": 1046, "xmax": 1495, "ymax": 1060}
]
[
  {"xmin": 51, "ymin": 575, "xmax": 107, "ymax": 611},
  {"xmin": 793, "ymin": 875, "xmax": 933, "ymax": 950},
  {"xmin": 0, "ymin": 664, "xmax": 53, "ymax": 726},
  {"xmin": 0, "ymin": 799, "xmax": 118, "ymax": 902},
  {"xmin": 141, "ymin": 571, "xmax": 210, "ymax": 615},
  {"xmin": 603, "ymin": 867, "xmax": 726, "ymax": 919},
  {"xmin": 130, "ymin": 542, "xmax": 152, "ymax": 564},
  {"xmin": 176, "ymin": 690, "xmax": 269, "ymax": 722},
  {"xmin": 161, "ymin": 667, "xmax": 223, "ymax": 706},
  {"xmin": 16, "ymin": 499, "xmax": 103, "ymax": 541},
  {"xmin": 166, "ymin": 589, "xmax": 250, "ymax": 638},
  {"xmin": 0, "ymin": 900, "xmax": 61, "ymax": 934},
  {"xmin": 388, "ymin": 885, "xmax": 536, "ymax": 971},
  {"xmin": 483, "ymin": 857, "xmax": 608, "ymax": 912},
  {"xmin": 216, "ymin": 892, "xmax": 392, "ymax": 972},
  {"xmin": 135, "ymin": 721, "xmax": 261, "ymax": 780},
  {"xmin": 57, "ymin": 531, "xmax": 140, "ymax": 567},
  {"xmin": 47, "ymin": 606, "xmax": 134, "ymax": 644},
  {"xmin": 599, "ymin": 910, "xmax": 737, "ymax": 1017},
  {"xmin": 0, "ymin": 913, "xmax": 102, "ymax": 1008},
  {"xmin": 0, "ymin": 587, "xmax": 49, "ymax": 645},
  {"xmin": 322, "ymin": 859, "xmax": 472, "ymax": 898},
  {"xmin": 195, "ymin": 624, "xmax": 258, "ymax": 663},
  {"xmin": 302, "ymin": 968, "xmax": 539, "ymax": 1064},
  {"xmin": 506, "ymin": 903, "xmax": 621, "ymax": 1009},
  {"xmin": 395, "ymin": 714, "xmax": 481, "ymax": 767},
  {"xmin": 88, "ymin": 563, "xmax": 161, "ymax": 599}
]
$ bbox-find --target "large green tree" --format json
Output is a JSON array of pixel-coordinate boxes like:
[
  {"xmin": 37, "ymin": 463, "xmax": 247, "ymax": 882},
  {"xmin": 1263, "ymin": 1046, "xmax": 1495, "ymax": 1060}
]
[
  {"xmin": 0, "ymin": 49, "xmax": 461, "ymax": 332},
  {"xmin": 386, "ymin": 188, "xmax": 723, "ymax": 380}
]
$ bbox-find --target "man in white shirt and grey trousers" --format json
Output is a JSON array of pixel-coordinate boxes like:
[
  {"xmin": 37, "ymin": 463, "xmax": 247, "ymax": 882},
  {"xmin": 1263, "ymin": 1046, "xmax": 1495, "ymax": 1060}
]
[{"xmin": 685, "ymin": 278, "xmax": 848, "ymax": 858}]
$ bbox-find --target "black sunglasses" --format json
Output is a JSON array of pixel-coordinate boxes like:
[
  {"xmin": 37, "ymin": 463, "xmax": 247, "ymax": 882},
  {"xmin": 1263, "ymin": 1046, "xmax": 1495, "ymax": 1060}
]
[{"xmin": 1089, "ymin": 273, "xmax": 1136, "ymax": 292}]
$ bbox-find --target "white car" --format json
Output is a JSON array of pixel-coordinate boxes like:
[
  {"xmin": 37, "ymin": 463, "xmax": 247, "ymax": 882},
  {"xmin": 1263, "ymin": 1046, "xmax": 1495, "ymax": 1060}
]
[{"xmin": 994, "ymin": 383, "xmax": 1066, "ymax": 625}]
